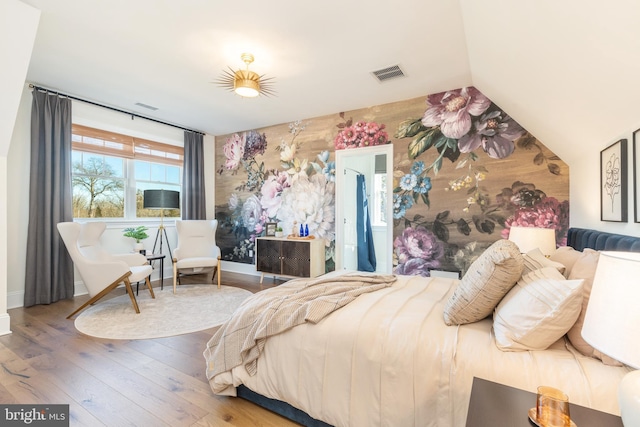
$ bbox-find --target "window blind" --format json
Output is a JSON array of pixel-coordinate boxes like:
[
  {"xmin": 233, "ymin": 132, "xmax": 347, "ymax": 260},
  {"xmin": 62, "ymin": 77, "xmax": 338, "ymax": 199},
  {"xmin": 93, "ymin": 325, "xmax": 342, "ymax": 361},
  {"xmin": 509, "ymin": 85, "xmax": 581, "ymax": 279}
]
[{"xmin": 72, "ymin": 124, "xmax": 183, "ymax": 166}]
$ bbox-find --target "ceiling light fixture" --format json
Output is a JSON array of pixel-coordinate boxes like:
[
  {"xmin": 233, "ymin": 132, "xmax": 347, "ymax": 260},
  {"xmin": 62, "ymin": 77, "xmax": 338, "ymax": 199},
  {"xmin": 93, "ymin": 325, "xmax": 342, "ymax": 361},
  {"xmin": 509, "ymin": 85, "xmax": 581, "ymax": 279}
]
[{"xmin": 216, "ymin": 53, "xmax": 275, "ymax": 98}]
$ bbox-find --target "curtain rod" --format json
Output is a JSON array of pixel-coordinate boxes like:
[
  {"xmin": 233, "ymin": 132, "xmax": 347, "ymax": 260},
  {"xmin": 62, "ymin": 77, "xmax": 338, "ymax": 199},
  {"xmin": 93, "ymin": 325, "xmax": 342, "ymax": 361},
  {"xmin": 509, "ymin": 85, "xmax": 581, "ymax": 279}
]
[
  {"xmin": 344, "ymin": 167, "xmax": 363, "ymax": 175},
  {"xmin": 28, "ymin": 84, "xmax": 205, "ymax": 135}
]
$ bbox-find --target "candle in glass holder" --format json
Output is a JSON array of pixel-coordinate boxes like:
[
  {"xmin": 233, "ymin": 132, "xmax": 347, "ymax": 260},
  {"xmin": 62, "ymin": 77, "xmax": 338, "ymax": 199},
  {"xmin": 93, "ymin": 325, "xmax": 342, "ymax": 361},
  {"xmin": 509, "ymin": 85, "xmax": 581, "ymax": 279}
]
[{"xmin": 536, "ymin": 386, "xmax": 571, "ymax": 427}]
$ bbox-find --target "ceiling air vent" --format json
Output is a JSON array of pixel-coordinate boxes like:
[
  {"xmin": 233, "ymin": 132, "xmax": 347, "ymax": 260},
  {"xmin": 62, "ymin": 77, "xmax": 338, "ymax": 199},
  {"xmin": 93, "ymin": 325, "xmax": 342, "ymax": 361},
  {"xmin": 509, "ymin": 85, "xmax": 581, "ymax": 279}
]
[
  {"xmin": 134, "ymin": 102, "xmax": 159, "ymax": 111},
  {"xmin": 372, "ymin": 65, "xmax": 405, "ymax": 82}
]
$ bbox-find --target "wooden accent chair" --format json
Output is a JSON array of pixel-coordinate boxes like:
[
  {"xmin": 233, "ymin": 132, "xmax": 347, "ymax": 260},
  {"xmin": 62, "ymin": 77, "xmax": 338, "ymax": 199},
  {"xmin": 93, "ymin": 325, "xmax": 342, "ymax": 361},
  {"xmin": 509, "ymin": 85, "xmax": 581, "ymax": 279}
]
[
  {"xmin": 172, "ymin": 220, "xmax": 221, "ymax": 294},
  {"xmin": 57, "ymin": 222, "xmax": 154, "ymax": 319}
]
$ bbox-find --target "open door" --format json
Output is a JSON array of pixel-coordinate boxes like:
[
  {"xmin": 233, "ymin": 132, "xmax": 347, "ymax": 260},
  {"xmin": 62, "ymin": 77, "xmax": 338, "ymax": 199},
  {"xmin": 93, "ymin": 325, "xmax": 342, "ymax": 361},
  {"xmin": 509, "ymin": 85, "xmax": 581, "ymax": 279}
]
[{"xmin": 335, "ymin": 144, "xmax": 393, "ymax": 274}]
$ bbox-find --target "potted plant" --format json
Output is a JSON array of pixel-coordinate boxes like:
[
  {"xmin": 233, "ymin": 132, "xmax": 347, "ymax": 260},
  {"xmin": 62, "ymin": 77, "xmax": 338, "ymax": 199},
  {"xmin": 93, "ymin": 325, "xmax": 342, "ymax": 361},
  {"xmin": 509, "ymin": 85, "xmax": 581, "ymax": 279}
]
[
  {"xmin": 123, "ymin": 226, "xmax": 149, "ymax": 252},
  {"xmin": 275, "ymin": 226, "xmax": 284, "ymax": 238}
]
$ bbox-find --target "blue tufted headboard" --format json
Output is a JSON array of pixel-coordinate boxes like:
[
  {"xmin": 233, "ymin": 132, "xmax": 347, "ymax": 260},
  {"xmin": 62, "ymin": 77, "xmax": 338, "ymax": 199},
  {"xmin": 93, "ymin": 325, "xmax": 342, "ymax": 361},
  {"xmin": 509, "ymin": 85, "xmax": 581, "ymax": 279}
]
[{"xmin": 567, "ymin": 227, "xmax": 640, "ymax": 252}]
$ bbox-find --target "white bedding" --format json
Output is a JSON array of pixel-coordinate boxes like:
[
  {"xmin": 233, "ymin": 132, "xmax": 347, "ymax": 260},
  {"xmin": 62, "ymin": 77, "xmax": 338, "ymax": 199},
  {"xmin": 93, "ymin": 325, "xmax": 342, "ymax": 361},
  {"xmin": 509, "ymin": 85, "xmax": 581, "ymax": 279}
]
[{"xmin": 207, "ymin": 274, "xmax": 630, "ymax": 427}]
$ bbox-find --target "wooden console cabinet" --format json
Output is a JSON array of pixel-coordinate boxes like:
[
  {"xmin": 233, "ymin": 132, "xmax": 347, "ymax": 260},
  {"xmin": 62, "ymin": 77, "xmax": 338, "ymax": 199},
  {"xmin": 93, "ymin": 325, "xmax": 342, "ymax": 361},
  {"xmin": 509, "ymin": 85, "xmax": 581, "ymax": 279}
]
[{"xmin": 256, "ymin": 237, "xmax": 325, "ymax": 283}]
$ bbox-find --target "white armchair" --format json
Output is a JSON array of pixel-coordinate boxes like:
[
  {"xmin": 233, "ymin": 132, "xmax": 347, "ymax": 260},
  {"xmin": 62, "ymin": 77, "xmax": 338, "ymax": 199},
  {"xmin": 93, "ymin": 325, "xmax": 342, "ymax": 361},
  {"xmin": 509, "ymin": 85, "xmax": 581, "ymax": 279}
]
[
  {"xmin": 172, "ymin": 220, "xmax": 221, "ymax": 294},
  {"xmin": 57, "ymin": 222, "xmax": 154, "ymax": 319}
]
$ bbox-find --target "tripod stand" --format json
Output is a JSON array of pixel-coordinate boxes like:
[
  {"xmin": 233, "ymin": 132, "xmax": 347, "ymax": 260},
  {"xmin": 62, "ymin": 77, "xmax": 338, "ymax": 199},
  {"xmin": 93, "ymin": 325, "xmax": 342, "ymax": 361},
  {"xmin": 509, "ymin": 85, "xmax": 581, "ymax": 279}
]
[
  {"xmin": 143, "ymin": 189, "xmax": 180, "ymax": 260},
  {"xmin": 152, "ymin": 222, "xmax": 173, "ymax": 260}
]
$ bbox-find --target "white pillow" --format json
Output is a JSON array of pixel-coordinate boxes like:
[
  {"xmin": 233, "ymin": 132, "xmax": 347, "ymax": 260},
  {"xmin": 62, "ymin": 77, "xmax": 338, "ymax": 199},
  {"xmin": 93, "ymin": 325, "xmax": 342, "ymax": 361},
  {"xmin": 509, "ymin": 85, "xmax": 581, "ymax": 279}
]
[
  {"xmin": 549, "ymin": 246, "xmax": 583, "ymax": 278},
  {"xmin": 493, "ymin": 267, "xmax": 584, "ymax": 351},
  {"xmin": 522, "ymin": 248, "xmax": 566, "ymax": 276}
]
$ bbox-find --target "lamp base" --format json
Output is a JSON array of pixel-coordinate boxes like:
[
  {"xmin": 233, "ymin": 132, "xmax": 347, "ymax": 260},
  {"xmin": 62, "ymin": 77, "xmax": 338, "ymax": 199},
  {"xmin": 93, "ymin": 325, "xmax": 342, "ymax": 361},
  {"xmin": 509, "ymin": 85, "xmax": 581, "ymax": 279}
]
[{"xmin": 619, "ymin": 370, "xmax": 640, "ymax": 426}]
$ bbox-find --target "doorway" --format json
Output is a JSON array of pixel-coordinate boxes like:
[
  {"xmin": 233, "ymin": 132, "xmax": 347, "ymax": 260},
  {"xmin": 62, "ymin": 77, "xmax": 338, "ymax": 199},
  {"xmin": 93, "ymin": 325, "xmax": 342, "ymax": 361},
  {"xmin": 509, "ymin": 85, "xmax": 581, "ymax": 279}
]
[{"xmin": 335, "ymin": 144, "xmax": 394, "ymax": 274}]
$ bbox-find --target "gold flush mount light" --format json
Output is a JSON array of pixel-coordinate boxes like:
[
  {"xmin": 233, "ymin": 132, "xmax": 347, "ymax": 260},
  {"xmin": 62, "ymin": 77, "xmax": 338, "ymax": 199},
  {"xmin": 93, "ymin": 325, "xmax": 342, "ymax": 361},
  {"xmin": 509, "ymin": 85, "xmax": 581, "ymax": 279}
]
[{"xmin": 217, "ymin": 53, "xmax": 275, "ymax": 98}]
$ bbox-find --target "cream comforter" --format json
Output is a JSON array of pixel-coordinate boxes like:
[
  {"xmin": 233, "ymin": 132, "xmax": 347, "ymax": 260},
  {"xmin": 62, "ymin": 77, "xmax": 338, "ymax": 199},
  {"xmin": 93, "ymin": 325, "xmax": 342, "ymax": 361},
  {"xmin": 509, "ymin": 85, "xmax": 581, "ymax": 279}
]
[{"xmin": 205, "ymin": 274, "xmax": 630, "ymax": 427}]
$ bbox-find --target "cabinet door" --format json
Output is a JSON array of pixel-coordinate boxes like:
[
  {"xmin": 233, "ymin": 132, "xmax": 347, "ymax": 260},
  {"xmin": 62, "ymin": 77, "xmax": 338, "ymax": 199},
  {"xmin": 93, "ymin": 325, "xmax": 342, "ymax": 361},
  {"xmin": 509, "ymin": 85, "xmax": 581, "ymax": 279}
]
[
  {"xmin": 281, "ymin": 241, "xmax": 311, "ymax": 277},
  {"xmin": 257, "ymin": 239, "xmax": 281, "ymax": 274}
]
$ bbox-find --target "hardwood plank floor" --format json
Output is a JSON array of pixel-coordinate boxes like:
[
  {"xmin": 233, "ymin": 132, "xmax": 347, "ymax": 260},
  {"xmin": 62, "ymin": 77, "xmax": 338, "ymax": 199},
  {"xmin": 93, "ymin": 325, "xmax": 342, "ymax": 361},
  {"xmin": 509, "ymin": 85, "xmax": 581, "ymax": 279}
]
[{"xmin": 0, "ymin": 272, "xmax": 298, "ymax": 426}]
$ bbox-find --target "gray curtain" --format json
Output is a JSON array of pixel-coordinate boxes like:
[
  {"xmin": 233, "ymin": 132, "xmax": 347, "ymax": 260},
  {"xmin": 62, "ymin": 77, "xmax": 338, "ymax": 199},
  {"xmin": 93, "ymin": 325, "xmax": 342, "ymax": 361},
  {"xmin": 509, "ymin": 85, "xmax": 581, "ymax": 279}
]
[
  {"xmin": 24, "ymin": 90, "xmax": 74, "ymax": 307},
  {"xmin": 182, "ymin": 131, "xmax": 206, "ymax": 219}
]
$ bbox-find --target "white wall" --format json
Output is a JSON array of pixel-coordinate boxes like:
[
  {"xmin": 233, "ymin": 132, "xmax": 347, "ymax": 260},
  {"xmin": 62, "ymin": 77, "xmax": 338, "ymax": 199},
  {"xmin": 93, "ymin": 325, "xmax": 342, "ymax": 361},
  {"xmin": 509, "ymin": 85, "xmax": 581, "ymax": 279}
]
[
  {"xmin": 7, "ymin": 84, "xmax": 217, "ymax": 308},
  {"xmin": 1, "ymin": 0, "xmax": 40, "ymax": 334}
]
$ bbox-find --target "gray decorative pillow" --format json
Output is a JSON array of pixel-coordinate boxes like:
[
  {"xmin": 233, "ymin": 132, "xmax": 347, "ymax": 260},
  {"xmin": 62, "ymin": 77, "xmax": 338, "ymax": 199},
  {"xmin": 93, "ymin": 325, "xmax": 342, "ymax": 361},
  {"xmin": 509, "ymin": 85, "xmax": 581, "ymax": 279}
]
[{"xmin": 444, "ymin": 239, "xmax": 524, "ymax": 326}]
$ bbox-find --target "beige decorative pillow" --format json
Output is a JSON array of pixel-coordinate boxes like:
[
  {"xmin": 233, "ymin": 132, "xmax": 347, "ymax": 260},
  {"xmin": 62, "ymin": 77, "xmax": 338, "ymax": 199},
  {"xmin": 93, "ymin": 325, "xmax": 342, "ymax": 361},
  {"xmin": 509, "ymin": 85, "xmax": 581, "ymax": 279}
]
[
  {"xmin": 549, "ymin": 246, "xmax": 582, "ymax": 278},
  {"xmin": 443, "ymin": 239, "xmax": 523, "ymax": 325},
  {"xmin": 566, "ymin": 249, "xmax": 622, "ymax": 366},
  {"xmin": 522, "ymin": 248, "xmax": 566, "ymax": 276},
  {"xmin": 493, "ymin": 267, "xmax": 584, "ymax": 351}
]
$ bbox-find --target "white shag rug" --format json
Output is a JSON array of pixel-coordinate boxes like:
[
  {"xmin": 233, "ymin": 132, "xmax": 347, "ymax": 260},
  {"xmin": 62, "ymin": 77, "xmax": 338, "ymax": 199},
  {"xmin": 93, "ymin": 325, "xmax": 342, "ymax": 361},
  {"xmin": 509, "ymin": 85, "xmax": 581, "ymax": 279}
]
[{"xmin": 74, "ymin": 285, "xmax": 252, "ymax": 340}]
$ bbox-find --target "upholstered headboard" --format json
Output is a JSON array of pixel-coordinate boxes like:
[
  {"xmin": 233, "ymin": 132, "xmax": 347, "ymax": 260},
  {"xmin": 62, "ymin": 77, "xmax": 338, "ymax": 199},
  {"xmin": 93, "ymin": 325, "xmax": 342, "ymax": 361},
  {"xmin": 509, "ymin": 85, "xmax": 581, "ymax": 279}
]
[{"xmin": 567, "ymin": 227, "xmax": 640, "ymax": 252}]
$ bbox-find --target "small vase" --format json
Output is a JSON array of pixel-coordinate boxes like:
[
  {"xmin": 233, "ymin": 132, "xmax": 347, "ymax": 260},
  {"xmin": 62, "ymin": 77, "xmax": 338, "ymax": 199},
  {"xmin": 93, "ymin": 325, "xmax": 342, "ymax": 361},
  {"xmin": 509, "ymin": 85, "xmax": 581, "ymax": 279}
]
[
  {"xmin": 275, "ymin": 231, "xmax": 283, "ymax": 238},
  {"xmin": 134, "ymin": 242, "xmax": 144, "ymax": 253}
]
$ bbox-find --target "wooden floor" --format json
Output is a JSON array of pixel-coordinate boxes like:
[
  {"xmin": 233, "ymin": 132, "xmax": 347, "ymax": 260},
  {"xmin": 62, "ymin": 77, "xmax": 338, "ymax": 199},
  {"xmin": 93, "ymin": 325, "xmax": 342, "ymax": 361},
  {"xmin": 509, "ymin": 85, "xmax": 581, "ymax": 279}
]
[{"xmin": 0, "ymin": 272, "xmax": 299, "ymax": 426}]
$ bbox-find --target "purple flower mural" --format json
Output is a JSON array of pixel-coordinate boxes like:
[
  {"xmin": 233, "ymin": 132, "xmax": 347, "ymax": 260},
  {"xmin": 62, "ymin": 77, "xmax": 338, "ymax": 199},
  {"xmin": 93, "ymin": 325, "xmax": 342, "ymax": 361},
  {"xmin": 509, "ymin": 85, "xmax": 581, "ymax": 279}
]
[
  {"xmin": 217, "ymin": 121, "xmax": 336, "ymax": 267},
  {"xmin": 458, "ymin": 110, "xmax": 525, "ymax": 159},
  {"xmin": 393, "ymin": 86, "xmax": 568, "ymax": 275},
  {"xmin": 421, "ymin": 87, "xmax": 491, "ymax": 139},
  {"xmin": 394, "ymin": 226, "xmax": 444, "ymax": 276},
  {"xmin": 213, "ymin": 88, "xmax": 569, "ymax": 278}
]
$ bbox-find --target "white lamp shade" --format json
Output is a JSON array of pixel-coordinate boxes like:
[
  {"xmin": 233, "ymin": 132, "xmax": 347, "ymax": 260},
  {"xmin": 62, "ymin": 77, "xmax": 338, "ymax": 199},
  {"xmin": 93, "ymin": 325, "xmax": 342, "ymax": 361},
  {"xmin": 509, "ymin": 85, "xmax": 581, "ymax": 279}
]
[
  {"xmin": 619, "ymin": 370, "xmax": 640, "ymax": 426},
  {"xmin": 581, "ymin": 251, "xmax": 640, "ymax": 427},
  {"xmin": 507, "ymin": 226, "xmax": 556, "ymax": 256},
  {"xmin": 582, "ymin": 251, "xmax": 640, "ymax": 369}
]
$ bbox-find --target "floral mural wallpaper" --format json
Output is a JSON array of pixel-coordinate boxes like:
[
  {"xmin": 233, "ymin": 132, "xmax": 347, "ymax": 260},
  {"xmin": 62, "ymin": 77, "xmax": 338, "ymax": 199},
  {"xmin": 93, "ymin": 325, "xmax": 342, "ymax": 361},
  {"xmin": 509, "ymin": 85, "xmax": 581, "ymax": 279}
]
[{"xmin": 215, "ymin": 86, "xmax": 569, "ymax": 276}]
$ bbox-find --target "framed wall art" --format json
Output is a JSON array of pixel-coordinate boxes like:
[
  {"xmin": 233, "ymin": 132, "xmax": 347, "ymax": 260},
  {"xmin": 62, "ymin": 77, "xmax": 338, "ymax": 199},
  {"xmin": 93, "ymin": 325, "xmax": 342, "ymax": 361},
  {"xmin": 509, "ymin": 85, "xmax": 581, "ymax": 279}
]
[
  {"xmin": 634, "ymin": 130, "xmax": 640, "ymax": 222},
  {"xmin": 265, "ymin": 222, "xmax": 277, "ymax": 236},
  {"xmin": 601, "ymin": 138, "xmax": 627, "ymax": 222}
]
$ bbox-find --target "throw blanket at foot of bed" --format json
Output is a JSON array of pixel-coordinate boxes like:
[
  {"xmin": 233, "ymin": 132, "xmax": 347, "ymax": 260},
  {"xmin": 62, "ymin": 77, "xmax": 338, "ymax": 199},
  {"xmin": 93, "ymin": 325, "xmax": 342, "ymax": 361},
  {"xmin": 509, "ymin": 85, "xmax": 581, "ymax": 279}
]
[{"xmin": 204, "ymin": 272, "xmax": 396, "ymax": 393}]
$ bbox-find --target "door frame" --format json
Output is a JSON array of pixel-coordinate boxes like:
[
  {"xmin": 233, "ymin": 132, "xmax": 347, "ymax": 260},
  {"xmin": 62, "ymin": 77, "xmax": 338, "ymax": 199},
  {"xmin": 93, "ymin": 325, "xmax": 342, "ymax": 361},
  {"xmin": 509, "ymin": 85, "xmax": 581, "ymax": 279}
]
[{"xmin": 334, "ymin": 144, "xmax": 394, "ymax": 273}]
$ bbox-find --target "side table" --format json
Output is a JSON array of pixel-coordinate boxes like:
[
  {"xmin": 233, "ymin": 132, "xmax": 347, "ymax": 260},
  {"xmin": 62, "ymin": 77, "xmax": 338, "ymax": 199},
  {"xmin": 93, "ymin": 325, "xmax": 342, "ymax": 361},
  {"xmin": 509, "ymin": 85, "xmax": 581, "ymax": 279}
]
[
  {"xmin": 466, "ymin": 377, "xmax": 622, "ymax": 427},
  {"xmin": 137, "ymin": 253, "xmax": 166, "ymax": 294}
]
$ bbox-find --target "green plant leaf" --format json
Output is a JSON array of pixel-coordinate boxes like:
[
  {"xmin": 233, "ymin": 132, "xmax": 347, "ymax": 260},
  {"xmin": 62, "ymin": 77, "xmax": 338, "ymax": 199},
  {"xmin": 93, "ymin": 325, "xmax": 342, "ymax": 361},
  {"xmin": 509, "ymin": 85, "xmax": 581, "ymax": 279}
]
[
  {"xmin": 395, "ymin": 118, "xmax": 425, "ymax": 139},
  {"xmin": 421, "ymin": 192, "xmax": 430, "ymax": 207},
  {"xmin": 408, "ymin": 128, "xmax": 439, "ymax": 159},
  {"xmin": 432, "ymin": 156, "xmax": 443, "ymax": 175}
]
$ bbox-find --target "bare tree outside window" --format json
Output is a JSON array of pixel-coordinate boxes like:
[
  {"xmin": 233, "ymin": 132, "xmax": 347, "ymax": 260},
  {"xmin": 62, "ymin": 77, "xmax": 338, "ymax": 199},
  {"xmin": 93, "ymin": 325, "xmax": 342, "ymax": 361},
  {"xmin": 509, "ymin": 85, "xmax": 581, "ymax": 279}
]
[{"xmin": 72, "ymin": 156, "xmax": 125, "ymax": 218}]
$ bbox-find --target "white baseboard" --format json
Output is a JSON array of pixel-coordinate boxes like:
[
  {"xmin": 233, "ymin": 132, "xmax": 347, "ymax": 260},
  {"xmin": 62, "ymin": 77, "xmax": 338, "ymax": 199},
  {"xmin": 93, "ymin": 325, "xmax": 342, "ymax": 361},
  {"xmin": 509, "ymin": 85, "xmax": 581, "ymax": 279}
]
[
  {"xmin": 6, "ymin": 263, "xmax": 254, "ymax": 309},
  {"xmin": 0, "ymin": 313, "xmax": 11, "ymax": 336},
  {"xmin": 7, "ymin": 290, "xmax": 25, "ymax": 310},
  {"xmin": 7, "ymin": 280, "xmax": 88, "ymax": 310},
  {"xmin": 221, "ymin": 260, "xmax": 260, "ymax": 276}
]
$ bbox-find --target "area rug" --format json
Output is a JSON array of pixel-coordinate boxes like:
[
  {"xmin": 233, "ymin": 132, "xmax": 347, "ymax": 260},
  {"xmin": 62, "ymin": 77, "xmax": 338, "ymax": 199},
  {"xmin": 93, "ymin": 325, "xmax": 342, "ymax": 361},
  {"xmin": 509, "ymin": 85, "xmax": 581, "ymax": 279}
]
[{"xmin": 74, "ymin": 285, "xmax": 252, "ymax": 340}]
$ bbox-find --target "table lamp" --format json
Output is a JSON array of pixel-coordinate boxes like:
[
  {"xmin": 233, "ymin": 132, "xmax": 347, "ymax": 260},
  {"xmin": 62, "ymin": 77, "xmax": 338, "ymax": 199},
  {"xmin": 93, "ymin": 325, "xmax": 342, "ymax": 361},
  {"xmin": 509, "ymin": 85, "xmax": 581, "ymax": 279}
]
[
  {"xmin": 143, "ymin": 189, "xmax": 180, "ymax": 258},
  {"xmin": 581, "ymin": 251, "xmax": 640, "ymax": 426},
  {"xmin": 507, "ymin": 226, "xmax": 557, "ymax": 257}
]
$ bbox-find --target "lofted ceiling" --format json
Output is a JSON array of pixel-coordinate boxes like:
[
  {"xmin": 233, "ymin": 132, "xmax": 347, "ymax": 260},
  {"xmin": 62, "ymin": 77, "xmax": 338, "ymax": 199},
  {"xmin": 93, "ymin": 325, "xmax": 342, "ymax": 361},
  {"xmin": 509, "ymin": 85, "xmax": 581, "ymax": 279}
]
[{"xmin": 18, "ymin": 0, "xmax": 640, "ymax": 168}]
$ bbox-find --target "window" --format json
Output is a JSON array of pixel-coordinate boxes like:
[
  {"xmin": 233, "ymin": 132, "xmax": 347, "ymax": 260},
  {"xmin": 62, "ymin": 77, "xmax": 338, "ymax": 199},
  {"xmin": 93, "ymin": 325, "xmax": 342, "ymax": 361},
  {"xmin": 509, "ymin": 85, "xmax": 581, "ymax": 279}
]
[{"xmin": 71, "ymin": 124, "xmax": 183, "ymax": 219}]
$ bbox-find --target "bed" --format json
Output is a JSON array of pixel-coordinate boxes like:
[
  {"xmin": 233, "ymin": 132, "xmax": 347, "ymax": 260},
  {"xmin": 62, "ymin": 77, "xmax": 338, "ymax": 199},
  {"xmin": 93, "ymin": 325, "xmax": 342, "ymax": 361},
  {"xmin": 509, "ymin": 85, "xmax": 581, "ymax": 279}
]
[{"xmin": 203, "ymin": 227, "xmax": 635, "ymax": 426}]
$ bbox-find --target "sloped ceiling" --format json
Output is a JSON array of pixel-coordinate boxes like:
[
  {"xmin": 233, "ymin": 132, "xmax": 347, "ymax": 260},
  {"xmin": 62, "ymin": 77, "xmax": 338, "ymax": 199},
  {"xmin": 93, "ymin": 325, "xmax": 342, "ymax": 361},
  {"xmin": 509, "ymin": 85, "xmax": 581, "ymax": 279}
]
[
  {"xmin": 18, "ymin": 0, "xmax": 640, "ymax": 167},
  {"xmin": 459, "ymin": 0, "xmax": 640, "ymax": 165}
]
